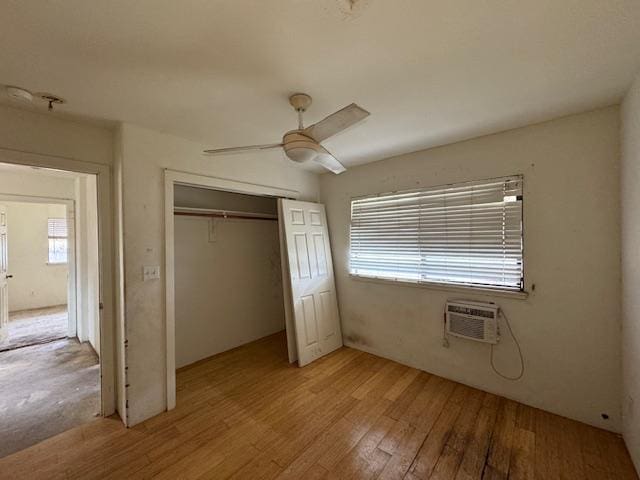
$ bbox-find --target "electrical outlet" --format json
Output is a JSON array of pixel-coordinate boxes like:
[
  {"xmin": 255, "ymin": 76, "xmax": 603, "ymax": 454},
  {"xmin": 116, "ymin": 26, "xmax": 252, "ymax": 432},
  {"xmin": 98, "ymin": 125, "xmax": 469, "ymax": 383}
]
[{"xmin": 143, "ymin": 265, "xmax": 161, "ymax": 281}]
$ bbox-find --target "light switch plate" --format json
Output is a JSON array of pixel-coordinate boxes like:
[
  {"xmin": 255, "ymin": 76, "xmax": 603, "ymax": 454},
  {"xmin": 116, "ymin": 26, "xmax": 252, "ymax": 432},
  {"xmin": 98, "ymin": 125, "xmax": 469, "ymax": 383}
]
[{"xmin": 143, "ymin": 265, "xmax": 161, "ymax": 281}]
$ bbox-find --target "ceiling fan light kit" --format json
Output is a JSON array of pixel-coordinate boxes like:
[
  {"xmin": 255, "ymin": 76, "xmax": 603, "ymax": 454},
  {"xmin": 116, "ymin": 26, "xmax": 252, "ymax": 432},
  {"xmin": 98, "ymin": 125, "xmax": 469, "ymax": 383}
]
[
  {"xmin": 282, "ymin": 131, "xmax": 323, "ymax": 163},
  {"xmin": 203, "ymin": 93, "xmax": 369, "ymax": 174}
]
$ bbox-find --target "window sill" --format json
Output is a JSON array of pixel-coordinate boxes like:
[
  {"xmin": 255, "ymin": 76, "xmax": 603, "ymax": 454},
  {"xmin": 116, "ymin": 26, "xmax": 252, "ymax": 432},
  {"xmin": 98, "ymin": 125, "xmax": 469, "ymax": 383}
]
[
  {"xmin": 348, "ymin": 274, "xmax": 529, "ymax": 300},
  {"xmin": 47, "ymin": 262, "xmax": 68, "ymax": 266}
]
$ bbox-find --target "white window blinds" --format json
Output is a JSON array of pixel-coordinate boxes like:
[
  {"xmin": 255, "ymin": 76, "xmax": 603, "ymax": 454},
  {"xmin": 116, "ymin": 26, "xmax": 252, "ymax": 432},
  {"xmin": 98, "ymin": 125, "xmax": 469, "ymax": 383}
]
[
  {"xmin": 48, "ymin": 218, "xmax": 68, "ymax": 264},
  {"xmin": 48, "ymin": 218, "xmax": 67, "ymax": 238},
  {"xmin": 349, "ymin": 175, "xmax": 524, "ymax": 291}
]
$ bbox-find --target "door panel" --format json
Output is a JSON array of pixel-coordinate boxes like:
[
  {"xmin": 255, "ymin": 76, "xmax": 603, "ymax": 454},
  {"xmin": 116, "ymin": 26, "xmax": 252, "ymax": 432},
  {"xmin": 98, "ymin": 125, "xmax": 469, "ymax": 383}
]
[
  {"xmin": 280, "ymin": 199, "xmax": 342, "ymax": 366},
  {"xmin": 312, "ymin": 233, "xmax": 327, "ymax": 277},
  {"xmin": 293, "ymin": 233, "xmax": 311, "ymax": 279},
  {"xmin": 301, "ymin": 295, "xmax": 319, "ymax": 346}
]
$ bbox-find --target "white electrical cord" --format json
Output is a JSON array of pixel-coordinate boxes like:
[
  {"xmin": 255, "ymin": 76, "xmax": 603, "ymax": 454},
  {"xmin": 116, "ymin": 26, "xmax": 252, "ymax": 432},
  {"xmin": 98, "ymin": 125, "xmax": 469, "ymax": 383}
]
[{"xmin": 490, "ymin": 308, "xmax": 525, "ymax": 381}]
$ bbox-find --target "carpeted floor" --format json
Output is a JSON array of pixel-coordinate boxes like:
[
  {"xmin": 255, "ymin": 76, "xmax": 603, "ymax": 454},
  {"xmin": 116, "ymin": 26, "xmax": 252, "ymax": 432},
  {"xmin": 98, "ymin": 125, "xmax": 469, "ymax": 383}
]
[
  {"xmin": 0, "ymin": 338, "xmax": 100, "ymax": 459},
  {"xmin": 0, "ymin": 306, "xmax": 68, "ymax": 352}
]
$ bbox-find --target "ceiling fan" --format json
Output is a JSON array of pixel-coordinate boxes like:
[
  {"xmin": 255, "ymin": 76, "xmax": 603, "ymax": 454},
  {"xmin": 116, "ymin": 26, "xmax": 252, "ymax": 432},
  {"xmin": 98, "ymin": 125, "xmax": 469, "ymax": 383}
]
[{"xmin": 203, "ymin": 93, "xmax": 370, "ymax": 174}]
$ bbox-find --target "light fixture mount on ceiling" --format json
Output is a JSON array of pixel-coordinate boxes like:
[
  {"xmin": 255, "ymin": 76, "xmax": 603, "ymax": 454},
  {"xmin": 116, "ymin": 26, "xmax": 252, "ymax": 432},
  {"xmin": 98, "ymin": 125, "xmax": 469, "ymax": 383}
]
[{"xmin": 36, "ymin": 93, "xmax": 66, "ymax": 111}]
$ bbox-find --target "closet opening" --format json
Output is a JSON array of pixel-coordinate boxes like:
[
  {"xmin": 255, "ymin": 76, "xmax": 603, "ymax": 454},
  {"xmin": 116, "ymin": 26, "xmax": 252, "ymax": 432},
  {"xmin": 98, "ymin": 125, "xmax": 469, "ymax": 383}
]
[
  {"xmin": 172, "ymin": 184, "xmax": 288, "ymax": 376},
  {"xmin": 165, "ymin": 170, "xmax": 343, "ymax": 410}
]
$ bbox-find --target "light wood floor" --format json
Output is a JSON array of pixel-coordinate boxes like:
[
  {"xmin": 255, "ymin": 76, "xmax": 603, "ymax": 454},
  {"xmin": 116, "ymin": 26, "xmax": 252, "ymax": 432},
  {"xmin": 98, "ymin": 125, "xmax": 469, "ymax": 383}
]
[{"xmin": 0, "ymin": 332, "xmax": 636, "ymax": 480}]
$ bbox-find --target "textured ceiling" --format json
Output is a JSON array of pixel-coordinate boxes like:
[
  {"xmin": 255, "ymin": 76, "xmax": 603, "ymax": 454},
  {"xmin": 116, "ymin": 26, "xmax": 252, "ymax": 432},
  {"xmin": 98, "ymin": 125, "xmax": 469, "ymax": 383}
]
[{"xmin": 1, "ymin": 0, "xmax": 639, "ymax": 168}]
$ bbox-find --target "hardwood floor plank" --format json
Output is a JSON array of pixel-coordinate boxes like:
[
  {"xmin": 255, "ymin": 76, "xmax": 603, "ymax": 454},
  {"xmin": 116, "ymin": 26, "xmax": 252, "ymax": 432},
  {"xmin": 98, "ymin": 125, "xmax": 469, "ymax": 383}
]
[
  {"xmin": 446, "ymin": 388, "xmax": 485, "ymax": 454},
  {"xmin": 533, "ymin": 409, "xmax": 562, "ymax": 480},
  {"xmin": 384, "ymin": 367, "xmax": 421, "ymax": 401},
  {"xmin": 452, "ymin": 393, "xmax": 500, "ymax": 480},
  {"xmin": 378, "ymin": 419, "xmax": 414, "ymax": 456},
  {"xmin": 384, "ymin": 371, "xmax": 431, "ymax": 420},
  {"xmin": 408, "ymin": 397, "xmax": 463, "ymax": 478},
  {"xmin": 484, "ymin": 398, "xmax": 518, "ymax": 477},
  {"xmin": 514, "ymin": 404, "xmax": 537, "ymax": 433},
  {"xmin": 376, "ymin": 423, "xmax": 427, "ymax": 480},
  {"xmin": 509, "ymin": 427, "xmax": 535, "ymax": 480},
  {"xmin": 325, "ymin": 415, "xmax": 394, "ymax": 479}
]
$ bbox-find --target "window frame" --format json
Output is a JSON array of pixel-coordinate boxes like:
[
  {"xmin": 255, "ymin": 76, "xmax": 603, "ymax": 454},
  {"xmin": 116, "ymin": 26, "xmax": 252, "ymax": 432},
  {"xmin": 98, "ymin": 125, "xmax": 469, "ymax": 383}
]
[
  {"xmin": 47, "ymin": 217, "xmax": 69, "ymax": 265},
  {"xmin": 348, "ymin": 175, "xmax": 526, "ymax": 297}
]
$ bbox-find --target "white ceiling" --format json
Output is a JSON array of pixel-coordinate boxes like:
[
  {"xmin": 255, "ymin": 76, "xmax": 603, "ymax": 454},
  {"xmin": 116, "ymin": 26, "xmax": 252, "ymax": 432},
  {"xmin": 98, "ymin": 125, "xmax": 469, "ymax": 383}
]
[{"xmin": 1, "ymin": 0, "xmax": 639, "ymax": 168}]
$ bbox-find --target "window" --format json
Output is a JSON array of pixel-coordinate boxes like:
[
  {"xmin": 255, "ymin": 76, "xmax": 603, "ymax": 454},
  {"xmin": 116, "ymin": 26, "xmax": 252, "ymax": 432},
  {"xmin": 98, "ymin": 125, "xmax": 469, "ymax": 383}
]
[
  {"xmin": 349, "ymin": 175, "xmax": 524, "ymax": 292},
  {"xmin": 48, "ymin": 218, "xmax": 68, "ymax": 264}
]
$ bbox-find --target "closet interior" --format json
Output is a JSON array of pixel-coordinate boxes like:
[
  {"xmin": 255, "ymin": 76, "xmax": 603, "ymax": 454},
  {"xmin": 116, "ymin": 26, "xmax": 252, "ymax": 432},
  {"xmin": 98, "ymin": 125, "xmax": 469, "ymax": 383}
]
[{"xmin": 173, "ymin": 184, "xmax": 286, "ymax": 369}]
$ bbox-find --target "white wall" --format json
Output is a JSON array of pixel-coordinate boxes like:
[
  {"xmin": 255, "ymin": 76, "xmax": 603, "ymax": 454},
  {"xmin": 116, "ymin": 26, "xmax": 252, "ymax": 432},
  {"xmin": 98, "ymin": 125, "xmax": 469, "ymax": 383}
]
[
  {"xmin": 622, "ymin": 73, "xmax": 640, "ymax": 472},
  {"xmin": 174, "ymin": 215, "xmax": 284, "ymax": 368},
  {"xmin": 4, "ymin": 202, "xmax": 68, "ymax": 311},
  {"xmin": 75, "ymin": 175, "xmax": 100, "ymax": 355},
  {"xmin": 119, "ymin": 123, "xmax": 319, "ymax": 425},
  {"xmin": 320, "ymin": 106, "xmax": 622, "ymax": 432}
]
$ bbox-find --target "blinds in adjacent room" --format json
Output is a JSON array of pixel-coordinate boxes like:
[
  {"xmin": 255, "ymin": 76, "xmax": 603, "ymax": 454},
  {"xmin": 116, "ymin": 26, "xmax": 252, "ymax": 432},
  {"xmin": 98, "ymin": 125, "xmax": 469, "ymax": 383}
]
[
  {"xmin": 48, "ymin": 217, "xmax": 68, "ymax": 264},
  {"xmin": 48, "ymin": 218, "xmax": 67, "ymax": 238},
  {"xmin": 349, "ymin": 175, "xmax": 524, "ymax": 291}
]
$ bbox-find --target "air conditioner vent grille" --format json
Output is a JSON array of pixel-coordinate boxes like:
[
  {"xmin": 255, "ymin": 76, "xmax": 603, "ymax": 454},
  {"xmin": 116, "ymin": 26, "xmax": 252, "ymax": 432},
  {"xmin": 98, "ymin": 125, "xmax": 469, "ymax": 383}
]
[{"xmin": 449, "ymin": 313, "xmax": 485, "ymax": 340}]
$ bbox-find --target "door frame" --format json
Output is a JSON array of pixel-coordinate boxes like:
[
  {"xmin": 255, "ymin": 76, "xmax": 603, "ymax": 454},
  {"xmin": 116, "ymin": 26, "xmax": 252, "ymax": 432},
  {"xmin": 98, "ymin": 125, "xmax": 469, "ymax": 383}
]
[
  {"xmin": 0, "ymin": 148, "xmax": 117, "ymax": 417},
  {"xmin": 163, "ymin": 169, "xmax": 299, "ymax": 410},
  {"xmin": 0, "ymin": 194, "xmax": 77, "ymax": 338}
]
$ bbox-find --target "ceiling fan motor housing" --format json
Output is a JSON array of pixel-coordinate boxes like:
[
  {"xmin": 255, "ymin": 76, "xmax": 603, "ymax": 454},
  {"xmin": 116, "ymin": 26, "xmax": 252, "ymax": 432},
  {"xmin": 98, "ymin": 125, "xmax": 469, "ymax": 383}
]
[{"xmin": 283, "ymin": 131, "xmax": 322, "ymax": 163}]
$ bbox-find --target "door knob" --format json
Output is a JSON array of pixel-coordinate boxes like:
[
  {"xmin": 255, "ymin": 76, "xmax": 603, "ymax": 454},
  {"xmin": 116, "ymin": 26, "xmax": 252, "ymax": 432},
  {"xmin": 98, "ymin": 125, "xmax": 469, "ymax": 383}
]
[{"xmin": 5, "ymin": 275, "xmax": 13, "ymax": 279}]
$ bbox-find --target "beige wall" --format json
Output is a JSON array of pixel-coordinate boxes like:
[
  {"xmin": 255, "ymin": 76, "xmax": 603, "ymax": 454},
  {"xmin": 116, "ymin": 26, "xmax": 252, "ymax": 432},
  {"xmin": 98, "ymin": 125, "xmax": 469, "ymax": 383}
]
[
  {"xmin": 5, "ymin": 202, "xmax": 68, "ymax": 312},
  {"xmin": 174, "ymin": 216, "xmax": 284, "ymax": 368},
  {"xmin": 320, "ymin": 106, "xmax": 622, "ymax": 431},
  {"xmin": 622, "ymin": 73, "xmax": 640, "ymax": 471},
  {"xmin": 119, "ymin": 123, "xmax": 320, "ymax": 425}
]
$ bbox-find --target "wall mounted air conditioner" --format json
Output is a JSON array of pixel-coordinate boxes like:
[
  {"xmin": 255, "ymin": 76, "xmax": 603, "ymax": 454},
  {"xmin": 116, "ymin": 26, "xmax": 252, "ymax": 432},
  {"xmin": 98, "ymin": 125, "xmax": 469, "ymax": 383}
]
[{"xmin": 445, "ymin": 300, "xmax": 499, "ymax": 344}]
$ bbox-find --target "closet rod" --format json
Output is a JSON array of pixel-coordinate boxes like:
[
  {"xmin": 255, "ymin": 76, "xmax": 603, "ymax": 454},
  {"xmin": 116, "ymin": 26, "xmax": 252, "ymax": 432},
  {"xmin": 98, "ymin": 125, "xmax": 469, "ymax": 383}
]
[{"xmin": 174, "ymin": 211, "xmax": 278, "ymax": 222}]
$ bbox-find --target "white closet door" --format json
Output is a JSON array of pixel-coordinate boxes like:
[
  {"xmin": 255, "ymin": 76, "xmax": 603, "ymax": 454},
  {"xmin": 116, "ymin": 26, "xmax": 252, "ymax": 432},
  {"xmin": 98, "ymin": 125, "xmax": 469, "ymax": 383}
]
[{"xmin": 279, "ymin": 199, "xmax": 342, "ymax": 366}]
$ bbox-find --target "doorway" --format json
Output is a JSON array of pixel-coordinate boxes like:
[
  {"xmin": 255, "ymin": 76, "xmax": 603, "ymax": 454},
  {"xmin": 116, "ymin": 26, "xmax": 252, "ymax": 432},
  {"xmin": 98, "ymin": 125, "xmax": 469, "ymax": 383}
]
[{"xmin": 0, "ymin": 163, "xmax": 103, "ymax": 458}]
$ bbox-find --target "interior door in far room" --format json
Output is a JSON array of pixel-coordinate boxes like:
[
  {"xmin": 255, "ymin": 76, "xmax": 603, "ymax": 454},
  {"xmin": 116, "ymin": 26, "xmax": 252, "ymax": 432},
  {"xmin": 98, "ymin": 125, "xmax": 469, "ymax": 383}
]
[
  {"xmin": 279, "ymin": 199, "xmax": 342, "ymax": 366},
  {"xmin": 0, "ymin": 205, "xmax": 8, "ymax": 340}
]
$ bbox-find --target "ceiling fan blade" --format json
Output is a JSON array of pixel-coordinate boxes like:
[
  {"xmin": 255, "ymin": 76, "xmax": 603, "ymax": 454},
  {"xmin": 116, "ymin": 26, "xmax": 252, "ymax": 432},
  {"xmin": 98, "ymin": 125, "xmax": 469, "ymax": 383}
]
[
  {"xmin": 303, "ymin": 103, "xmax": 370, "ymax": 142},
  {"xmin": 313, "ymin": 148, "xmax": 347, "ymax": 174},
  {"xmin": 203, "ymin": 143, "xmax": 282, "ymax": 155}
]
